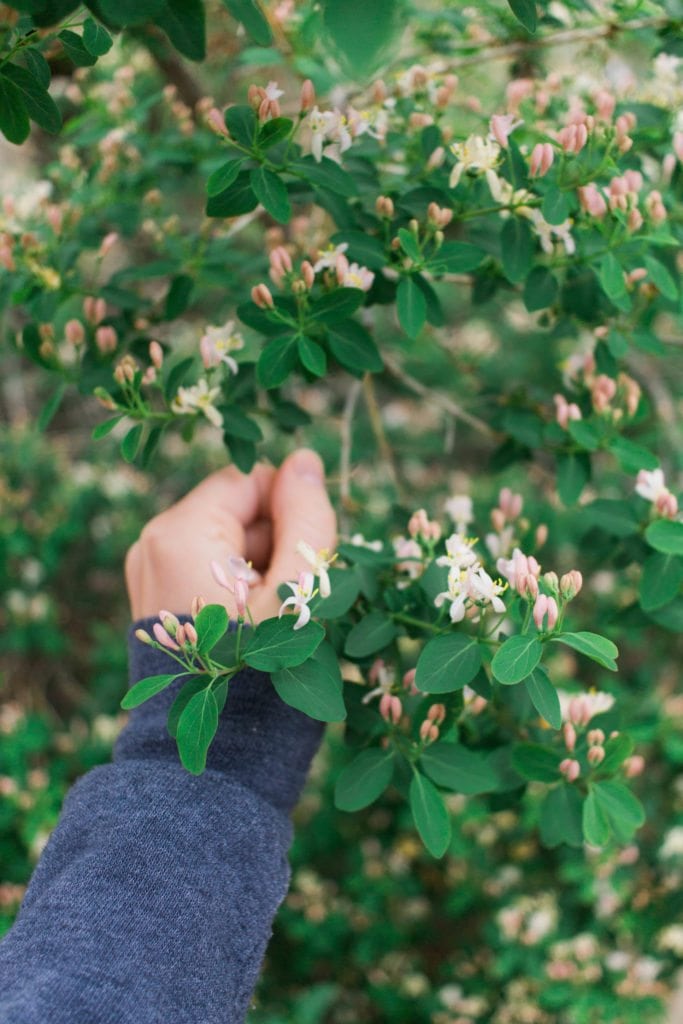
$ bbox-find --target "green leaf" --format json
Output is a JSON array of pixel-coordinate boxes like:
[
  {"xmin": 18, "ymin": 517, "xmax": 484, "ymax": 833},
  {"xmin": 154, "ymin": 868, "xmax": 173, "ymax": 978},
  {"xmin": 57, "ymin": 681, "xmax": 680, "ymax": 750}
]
[
  {"xmin": 58, "ymin": 29, "xmax": 98, "ymax": 67},
  {"xmin": 523, "ymin": 266, "xmax": 558, "ymax": 312},
  {"xmin": 0, "ymin": 75, "xmax": 30, "ymax": 144},
  {"xmin": 552, "ymin": 631, "xmax": 618, "ymax": 671},
  {"xmin": 396, "ymin": 276, "xmax": 426, "ymax": 338},
  {"xmin": 165, "ymin": 274, "xmax": 194, "ymax": 319},
  {"xmin": 250, "ymin": 166, "xmax": 291, "ymax": 223},
  {"xmin": 427, "ymin": 241, "xmax": 484, "ymax": 274},
  {"xmin": 645, "ymin": 519, "xmax": 683, "ymax": 555},
  {"xmin": 320, "ymin": 0, "xmax": 406, "ymax": 77},
  {"xmin": 99, "ymin": 0, "xmax": 165, "ymax": 25},
  {"xmin": 331, "ymin": 231, "xmax": 386, "ymax": 270},
  {"xmin": 344, "ymin": 611, "xmax": 398, "ymax": 658},
  {"xmin": 508, "ymin": 0, "xmax": 537, "ymax": 32},
  {"xmin": 83, "ymin": 17, "xmax": 113, "ymax": 56},
  {"xmin": 194, "ymin": 604, "xmax": 229, "ymax": 654},
  {"xmin": 542, "ymin": 188, "xmax": 569, "ymax": 225},
  {"xmin": 592, "ymin": 780, "xmax": 645, "ymax": 842},
  {"xmin": 311, "ymin": 288, "xmax": 365, "ymax": 324},
  {"xmin": 415, "ymin": 633, "xmax": 481, "ymax": 694},
  {"xmin": 120, "ymin": 423, "xmax": 143, "ymax": 463},
  {"xmin": 539, "ymin": 783, "xmax": 584, "ymax": 848},
  {"xmin": 2, "ymin": 64, "xmax": 61, "ymax": 134},
  {"xmin": 556, "ymin": 451, "xmax": 590, "ymax": 505},
  {"xmin": 92, "ymin": 415, "xmax": 123, "ymax": 439},
  {"xmin": 599, "ymin": 252, "xmax": 631, "ymax": 312},
  {"xmin": 121, "ymin": 673, "xmax": 180, "ymax": 710},
  {"xmin": 225, "ymin": 104, "xmax": 258, "ymax": 147},
  {"xmin": 161, "ymin": 0, "xmax": 207, "ymax": 61},
  {"xmin": 258, "ymin": 117, "xmax": 292, "ymax": 149},
  {"xmin": 37, "ymin": 382, "xmax": 66, "ymax": 431},
  {"xmin": 220, "ymin": 405, "xmax": 263, "ymax": 441},
  {"xmin": 567, "ymin": 419, "xmax": 600, "ymax": 452},
  {"xmin": 610, "ymin": 437, "xmax": 658, "ymax": 474},
  {"xmin": 176, "ymin": 687, "xmax": 219, "ymax": 774},
  {"xmin": 525, "ymin": 666, "xmax": 562, "ymax": 729},
  {"xmin": 206, "ymin": 170, "xmax": 258, "ymax": 217},
  {"xmin": 511, "ymin": 743, "xmax": 560, "ymax": 783},
  {"xmin": 409, "ymin": 771, "xmax": 451, "ymax": 858},
  {"xmin": 420, "ymin": 742, "xmax": 498, "ymax": 795},
  {"xmin": 598, "ymin": 733, "xmax": 634, "ymax": 774},
  {"xmin": 206, "ymin": 158, "xmax": 244, "ymax": 197},
  {"xmin": 327, "ymin": 319, "xmax": 382, "ymax": 375},
  {"xmin": 334, "ymin": 748, "xmax": 394, "ymax": 811},
  {"xmin": 23, "ymin": 49, "xmax": 51, "ymax": 90},
  {"xmin": 640, "ymin": 551, "xmax": 683, "ymax": 611},
  {"xmin": 645, "ymin": 255, "xmax": 678, "ymax": 300},
  {"xmin": 244, "ymin": 617, "xmax": 324, "ymax": 671},
  {"xmin": 272, "ymin": 643, "xmax": 346, "ymax": 722},
  {"xmin": 222, "ymin": 0, "xmax": 273, "ymax": 45},
  {"xmin": 310, "ymin": 568, "xmax": 360, "ymax": 618},
  {"xmin": 583, "ymin": 499, "xmax": 640, "ymax": 538},
  {"xmin": 290, "ymin": 156, "xmax": 358, "ymax": 198},
  {"xmin": 397, "ymin": 228, "xmax": 421, "ymax": 262},
  {"xmin": 256, "ymin": 335, "xmax": 298, "ymax": 388},
  {"xmin": 501, "ymin": 217, "xmax": 533, "ymax": 284},
  {"xmin": 298, "ymin": 335, "xmax": 327, "ymax": 376},
  {"xmin": 583, "ymin": 788, "xmax": 610, "ymax": 846},
  {"xmin": 492, "ymin": 634, "xmax": 542, "ymax": 685},
  {"xmin": 167, "ymin": 676, "xmax": 207, "ymax": 738}
]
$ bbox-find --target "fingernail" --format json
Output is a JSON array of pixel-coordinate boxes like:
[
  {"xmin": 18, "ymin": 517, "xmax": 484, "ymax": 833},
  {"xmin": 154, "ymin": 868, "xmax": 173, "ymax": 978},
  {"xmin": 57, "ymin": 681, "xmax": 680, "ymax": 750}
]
[{"xmin": 292, "ymin": 450, "xmax": 324, "ymax": 483}]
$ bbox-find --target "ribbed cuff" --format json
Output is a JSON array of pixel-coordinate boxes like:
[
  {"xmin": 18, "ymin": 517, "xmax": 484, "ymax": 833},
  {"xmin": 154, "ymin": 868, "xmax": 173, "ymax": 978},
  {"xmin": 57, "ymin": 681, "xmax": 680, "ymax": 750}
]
[{"xmin": 114, "ymin": 618, "xmax": 325, "ymax": 814}]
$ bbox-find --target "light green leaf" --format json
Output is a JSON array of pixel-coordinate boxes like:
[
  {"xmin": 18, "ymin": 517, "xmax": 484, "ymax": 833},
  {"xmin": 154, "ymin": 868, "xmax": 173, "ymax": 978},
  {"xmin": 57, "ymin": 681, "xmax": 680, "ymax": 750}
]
[
  {"xmin": 525, "ymin": 666, "xmax": 562, "ymax": 729},
  {"xmin": 539, "ymin": 783, "xmax": 584, "ymax": 848},
  {"xmin": 420, "ymin": 742, "xmax": 498, "ymax": 795},
  {"xmin": 592, "ymin": 780, "xmax": 645, "ymax": 843},
  {"xmin": 583, "ymin": 788, "xmax": 610, "ymax": 846},
  {"xmin": 552, "ymin": 631, "xmax": 618, "ymax": 671},
  {"xmin": 645, "ymin": 519, "xmax": 683, "ymax": 555}
]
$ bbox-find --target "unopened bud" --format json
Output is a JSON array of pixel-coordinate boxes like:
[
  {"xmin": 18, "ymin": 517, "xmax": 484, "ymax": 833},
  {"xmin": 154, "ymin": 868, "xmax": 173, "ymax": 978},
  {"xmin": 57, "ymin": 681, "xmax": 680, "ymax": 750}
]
[
  {"xmin": 559, "ymin": 757, "xmax": 580, "ymax": 782},
  {"xmin": 191, "ymin": 595, "xmax": 206, "ymax": 619},
  {"xmin": 563, "ymin": 722, "xmax": 577, "ymax": 752},
  {"xmin": 375, "ymin": 195, "xmax": 395, "ymax": 218},
  {"xmin": 587, "ymin": 728, "xmax": 605, "ymax": 746},
  {"xmin": 135, "ymin": 628, "xmax": 153, "ymax": 645},
  {"xmin": 251, "ymin": 283, "xmax": 274, "ymax": 308},
  {"xmin": 184, "ymin": 622, "xmax": 198, "ymax": 646},
  {"xmin": 65, "ymin": 319, "xmax": 85, "ymax": 346},
  {"xmin": 300, "ymin": 78, "xmax": 315, "ymax": 111},
  {"xmin": 96, "ymin": 326, "xmax": 117, "ymax": 354},
  {"xmin": 624, "ymin": 754, "xmax": 645, "ymax": 778},
  {"xmin": 587, "ymin": 745, "xmax": 605, "ymax": 765},
  {"xmin": 149, "ymin": 340, "xmax": 164, "ymax": 369},
  {"xmin": 379, "ymin": 693, "xmax": 402, "ymax": 725}
]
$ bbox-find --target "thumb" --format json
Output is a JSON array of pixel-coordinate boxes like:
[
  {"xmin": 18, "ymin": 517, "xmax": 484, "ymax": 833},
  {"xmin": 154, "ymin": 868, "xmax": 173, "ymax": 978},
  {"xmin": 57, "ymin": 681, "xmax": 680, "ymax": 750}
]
[{"xmin": 264, "ymin": 449, "xmax": 337, "ymax": 593}]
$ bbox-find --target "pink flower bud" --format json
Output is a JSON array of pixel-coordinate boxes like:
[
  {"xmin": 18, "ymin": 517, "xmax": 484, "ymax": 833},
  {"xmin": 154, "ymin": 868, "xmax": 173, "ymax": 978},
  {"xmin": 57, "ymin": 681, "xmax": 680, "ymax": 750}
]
[
  {"xmin": 560, "ymin": 570, "xmax": 583, "ymax": 600},
  {"xmin": 524, "ymin": 574, "xmax": 539, "ymax": 600},
  {"xmin": 160, "ymin": 610, "xmax": 180, "ymax": 634},
  {"xmin": 587, "ymin": 728, "xmax": 605, "ymax": 746},
  {"xmin": 419, "ymin": 720, "xmax": 439, "ymax": 744},
  {"xmin": 379, "ymin": 693, "xmax": 402, "ymax": 725},
  {"xmin": 470, "ymin": 695, "xmax": 488, "ymax": 715},
  {"xmin": 594, "ymin": 89, "xmax": 615, "ymax": 121},
  {"xmin": 135, "ymin": 628, "xmax": 153, "ymax": 645},
  {"xmin": 427, "ymin": 202, "xmax": 453, "ymax": 228},
  {"xmin": 300, "ymin": 78, "xmax": 315, "ymax": 111},
  {"xmin": 563, "ymin": 722, "xmax": 577, "ymax": 753},
  {"xmin": 368, "ymin": 659, "xmax": 385, "ymax": 684},
  {"xmin": 84, "ymin": 296, "xmax": 107, "ymax": 325},
  {"xmin": 149, "ymin": 340, "xmax": 164, "ymax": 369},
  {"xmin": 529, "ymin": 141, "xmax": 554, "ymax": 177},
  {"xmin": 206, "ymin": 107, "xmax": 229, "ymax": 137},
  {"xmin": 234, "ymin": 577, "xmax": 248, "ymax": 619},
  {"xmin": 656, "ymin": 491, "xmax": 679, "ymax": 519},
  {"xmin": 624, "ymin": 754, "xmax": 645, "ymax": 778},
  {"xmin": 427, "ymin": 146, "xmax": 445, "ymax": 170},
  {"xmin": 184, "ymin": 622, "xmax": 198, "ymax": 646},
  {"xmin": 402, "ymin": 668, "xmax": 418, "ymax": 695},
  {"xmin": 490, "ymin": 507, "xmax": 506, "ymax": 533},
  {"xmin": 191, "ymin": 595, "xmax": 206, "ymax": 619},
  {"xmin": 99, "ymin": 232, "xmax": 118, "ymax": 258},
  {"xmin": 251, "ymin": 283, "xmax": 274, "ymax": 308},
  {"xmin": 153, "ymin": 622, "xmax": 180, "ymax": 651},
  {"xmin": 568, "ymin": 696, "xmax": 591, "ymax": 727},
  {"xmin": 578, "ymin": 183, "xmax": 607, "ymax": 218},
  {"xmin": 376, "ymin": 195, "xmax": 395, "ymax": 218},
  {"xmin": 543, "ymin": 571, "xmax": 559, "ymax": 593},
  {"xmin": 674, "ymin": 132, "xmax": 683, "ymax": 162},
  {"xmin": 427, "ymin": 703, "xmax": 446, "ymax": 725},
  {"xmin": 533, "ymin": 594, "xmax": 548, "ymax": 630},
  {"xmin": 559, "ymin": 758, "xmax": 580, "ymax": 782},
  {"xmin": 65, "ymin": 319, "xmax": 85, "ymax": 346},
  {"xmin": 95, "ymin": 325, "xmax": 117, "ymax": 354},
  {"xmin": 301, "ymin": 260, "xmax": 315, "ymax": 289},
  {"xmin": 587, "ymin": 745, "xmax": 605, "ymax": 766},
  {"xmin": 175, "ymin": 623, "xmax": 187, "ymax": 646}
]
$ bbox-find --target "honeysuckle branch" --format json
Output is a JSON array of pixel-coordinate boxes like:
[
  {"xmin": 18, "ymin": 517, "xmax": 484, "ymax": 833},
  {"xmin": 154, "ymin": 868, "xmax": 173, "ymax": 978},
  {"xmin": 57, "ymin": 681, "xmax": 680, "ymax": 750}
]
[
  {"xmin": 362, "ymin": 372, "xmax": 405, "ymax": 501},
  {"xmin": 339, "ymin": 377, "xmax": 363, "ymax": 520}
]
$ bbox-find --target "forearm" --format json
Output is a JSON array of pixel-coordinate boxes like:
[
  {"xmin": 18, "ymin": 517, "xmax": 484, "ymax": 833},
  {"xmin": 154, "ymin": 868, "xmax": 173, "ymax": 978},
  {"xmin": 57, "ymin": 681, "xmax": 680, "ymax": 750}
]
[{"xmin": 0, "ymin": 622, "xmax": 323, "ymax": 1024}]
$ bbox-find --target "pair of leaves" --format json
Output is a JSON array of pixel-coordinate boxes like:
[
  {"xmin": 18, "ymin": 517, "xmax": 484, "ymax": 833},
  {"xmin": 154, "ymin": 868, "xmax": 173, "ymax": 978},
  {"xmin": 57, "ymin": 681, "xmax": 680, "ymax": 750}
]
[{"xmin": 0, "ymin": 61, "xmax": 61, "ymax": 144}]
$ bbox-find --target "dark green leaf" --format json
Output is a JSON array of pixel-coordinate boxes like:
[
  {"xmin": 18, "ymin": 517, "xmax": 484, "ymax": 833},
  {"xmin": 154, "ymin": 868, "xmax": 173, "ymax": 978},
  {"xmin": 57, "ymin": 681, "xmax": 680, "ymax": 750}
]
[
  {"xmin": 92, "ymin": 415, "xmax": 124, "ymax": 439},
  {"xmin": 222, "ymin": 0, "xmax": 272, "ymax": 45},
  {"xmin": 420, "ymin": 742, "xmax": 498, "ymax": 795},
  {"xmin": 427, "ymin": 241, "xmax": 485, "ymax": 274},
  {"xmin": 99, "ymin": 0, "xmax": 165, "ymax": 25},
  {"xmin": 120, "ymin": 423, "xmax": 143, "ymax": 463},
  {"xmin": 331, "ymin": 231, "xmax": 386, "ymax": 270},
  {"xmin": 645, "ymin": 519, "xmax": 683, "ymax": 555},
  {"xmin": 645, "ymin": 255, "xmax": 678, "ymax": 300},
  {"xmin": 610, "ymin": 437, "xmax": 658, "ymax": 474},
  {"xmin": 409, "ymin": 771, "xmax": 451, "ymax": 858},
  {"xmin": 167, "ymin": 676, "xmax": 206, "ymax": 737},
  {"xmin": 176, "ymin": 687, "xmax": 219, "ymax": 774},
  {"xmin": 344, "ymin": 611, "xmax": 398, "ymax": 658},
  {"xmin": 311, "ymin": 288, "xmax": 365, "ymax": 324},
  {"xmin": 37, "ymin": 382, "xmax": 66, "ymax": 431},
  {"xmin": 501, "ymin": 217, "xmax": 533, "ymax": 284},
  {"xmin": 556, "ymin": 451, "xmax": 590, "ymax": 505},
  {"xmin": 194, "ymin": 604, "xmax": 229, "ymax": 654},
  {"xmin": 640, "ymin": 551, "xmax": 683, "ymax": 611},
  {"xmin": 206, "ymin": 158, "xmax": 244, "ymax": 197},
  {"xmin": 165, "ymin": 274, "xmax": 194, "ymax": 319},
  {"xmin": 251, "ymin": 166, "xmax": 291, "ymax": 223},
  {"xmin": 0, "ymin": 75, "xmax": 30, "ymax": 144},
  {"xmin": 258, "ymin": 117, "xmax": 293, "ymax": 149},
  {"xmin": 290, "ymin": 156, "xmax": 358, "ymax": 198},
  {"xmin": 2, "ymin": 64, "xmax": 61, "ymax": 134},
  {"xmin": 220, "ymin": 405, "xmax": 263, "ymax": 441},
  {"xmin": 539, "ymin": 783, "xmax": 583, "ymax": 848},
  {"xmin": 552, "ymin": 631, "xmax": 618, "ymax": 670},
  {"xmin": 23, "ymin": 50, "xmax": 50, "ymax": 90},
  {"xmin": 525, "ymin": 666, "xmax": 562, "ymax": 729},
  {"xmin": 492, "ymin": 634, "xmax": 542, "ymax": 685},
  {"xmin": 396, "ymin": 276, "xmax": 426, "ymax": 338},
  {"xmin": 271, "ymin": 642, "xmax": 346, "ymax": 722},
  {"xmin": 297, "ymin": 335, "xmax": 327, "ymax": 376},
  {"xmin": 83, "ymin": 17, "xmax": 113, "ymax": 55},
  {"xmin": 162, "ymin": 0, "xmax": 206, "ymax": 61},
  {"xmin": 310, "ymin": 568, "xmax": 360, "ymax": 618},
  {"xmin": 244, "ymin": 617, "xmax": 325, "ymax": 671},
  {"xmin": 592, "ymin": 780, "xmax": 645, "ymax": 842},
  {"xmin": 58, "ymin": 29, "xmax": 98, "ymax": 67},
  {"xmin": 583, "ymin": 788, "xmax": 610, "ymax": 846},
  {"xmin": 334, "ymin": 748, "xmax": 394, "ymax": 811},
  {"xmin": 206, "ymin": 170, "xmax": 258, "ymax": 217},
  {"xmin": 599, "ymin": 253, "xmax": 631, "ymax": 312},
  {"xmin": 321, "ymin": 0, "xmax": 406, "ymax": 77},
  {"xmin": 121, "ymin": 673, "xmax": 180, "ymax": 710},
  {"xmin": 541, "ymin": 188, "xmax": 569, "ymax": 225},
  {"xmin": 508, "ymin": 0, "xmax": 537, "ymax": 32},
  {"xmin": 327, "ymin": 319, "xmax": 382, "ymax": 374},
  {"xmin": 256, "ymin": 335, "xmax": 298, "ymax": 388},
  {"xmin": 583, "ymin": 499, "xmax": 640, "ymax": 538},
  {"xmin": 523, "ymin": 266, "xmax": 558, "ymax": 311},
  {"xmin": 415, "ymin": 633, "xmax": 481, "ymax": 694},
  {"xmin": 511, "ymin": 743, "xmax": 560, "ymax": 782}
]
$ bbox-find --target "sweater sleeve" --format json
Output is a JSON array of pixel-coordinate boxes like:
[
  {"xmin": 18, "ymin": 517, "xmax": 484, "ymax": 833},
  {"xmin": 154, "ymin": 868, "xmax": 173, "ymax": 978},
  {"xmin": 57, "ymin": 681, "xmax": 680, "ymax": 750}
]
[{"xmin": 0, "ymin": 619, "xmax": 324, "ymax": 1024}]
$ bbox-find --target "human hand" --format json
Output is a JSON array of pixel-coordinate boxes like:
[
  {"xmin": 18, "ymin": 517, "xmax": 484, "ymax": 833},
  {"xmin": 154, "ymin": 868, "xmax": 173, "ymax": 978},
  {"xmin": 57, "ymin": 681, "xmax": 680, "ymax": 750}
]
[{"xmin": 125, "ymin": 449, "xmax": 337, "ymax": 623}]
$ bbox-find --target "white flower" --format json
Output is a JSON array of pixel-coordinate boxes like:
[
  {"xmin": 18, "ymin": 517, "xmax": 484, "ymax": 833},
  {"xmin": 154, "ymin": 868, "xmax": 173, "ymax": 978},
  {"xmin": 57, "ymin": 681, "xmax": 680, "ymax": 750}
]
[
  {"xmin": 296, "ymin": 541, "xmax": 336, "ymax": 598},
  {"xmin": 485, "ymin": 526, "xmax": 515, "ymax": 559},
  {"xmin": 313, "ymin": 242, "xmax": 349, "ymax": 274},
  {"xmin": 444, "ymin": 494, "xmax": 473, "ymax": 531},
  {"xmin": 307, "ymin": 106, "xmax": 351, "ymax": 162},
  {"xmin": 393, "ymin": 536, "xmax": 423, "ymax": 579},
  {"xmin": 338, "ymin": 260, "xmax": 374, "ymax": 291},
  {"xmin": 658, "ymin": 924, "xmax": 683, "ymax": 955},
  {"xmin": 468, "ymin": 566, "xmax": 507, "ymax": 615},
  {"xmin": 660, "ymin": 826, "xmax": 683, "ymax": 859},
  {"xmin": 449, "ymin": 135, "xmax": 501, "ymax": 191},
  {"xmin": 437, "ymin": 534, "xmax": 479, "ymax": 573},
  {"xmin": 264, "ymin": 81, "xmax": 284, "ymax": 102},
  {"xmin": 349, "ymin": 532, "xmax": 383, "ymax": 552},
  {"xmin": 524, "ymin": 208, "xmax": 575, "ymax": 255},
  {"xmin": 635, "ymin": 468, "xmax": 668, "ymax": 502},
  {"xmin": 171, "ymin": 379, "xmax": 223, "ymax": 428},
  {"xmin": 278, "ymin": 570, "xmax": 316, "ymax": 630},
  {"xmin": 435, "ymin": 569, "xmax": 468, "ymax": 623},
  {"xmin": 362, "ymin": 660, "xmax": 394, "ymax": 704},
  {"xmin": 557, "ymin": 689, "xmax": 616, "ymax": 724},
  {"xmin": 200, "ymin": 320, "xmax": 245, "ymax": 374}
]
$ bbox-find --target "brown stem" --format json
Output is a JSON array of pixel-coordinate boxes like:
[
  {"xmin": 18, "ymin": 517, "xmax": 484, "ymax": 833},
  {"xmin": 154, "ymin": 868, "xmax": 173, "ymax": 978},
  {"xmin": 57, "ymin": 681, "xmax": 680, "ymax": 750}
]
[
  {"xmin": 339, "ymin": 377, "xmax": 363, "ymax": 524},
  {"xmin": 362, "ymin": 372, "xmax": 405, "ymax": 501}
]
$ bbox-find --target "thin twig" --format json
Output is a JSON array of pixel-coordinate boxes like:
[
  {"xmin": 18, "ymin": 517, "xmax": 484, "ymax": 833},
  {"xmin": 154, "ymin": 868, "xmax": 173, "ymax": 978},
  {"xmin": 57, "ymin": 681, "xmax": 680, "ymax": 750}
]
[
  {"xmin": 339, "ymin": 377, "xmax": 363, "ymax": 524},
  {"xmin": 381, "ymin": 349, "xmax": 498, "ymax": 439},
  {"xmin": 447, "ymin": 16, "xmax": 670, "ymax": 70},
  {"xmin": 362, "ymin": 372, "xmax": 405, "ymax": 501}
]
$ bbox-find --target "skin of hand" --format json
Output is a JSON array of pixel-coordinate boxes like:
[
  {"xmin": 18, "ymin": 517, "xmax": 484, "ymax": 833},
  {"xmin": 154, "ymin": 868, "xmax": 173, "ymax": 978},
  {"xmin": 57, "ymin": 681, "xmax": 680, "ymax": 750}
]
[{"xmin": 125, "ymin": 449, "xmax": 337, "ymax": 623}]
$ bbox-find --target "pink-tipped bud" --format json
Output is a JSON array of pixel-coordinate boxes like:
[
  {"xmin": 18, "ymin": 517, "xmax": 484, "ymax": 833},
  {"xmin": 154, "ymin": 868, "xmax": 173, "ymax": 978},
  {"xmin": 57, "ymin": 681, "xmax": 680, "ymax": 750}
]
[
  {"xmin": 529, "ymin": 141, "xmax": 554, "ymax": 177},
  {"xmin": 159, "ymin": 610, "xmax": 180, "ymax": 634},
  {"xmin": 568, "ymin": 696, "xmax": 591, "ymax": 727},
  {"xmin": 184, "ymin": 622, "xmax": 198, "ymax": 646},
  {"xmin": 560, "ymin": 570, "xmax": 583, "ymax": 600},
  {"xmin": 419, "ymin": 719, "xmax": 439, "ymax": 744},
  {"xmin": 175, "ymin": 623, "xmax": 187, "ymax": 646},
  {"xmin": 300, "ymin": 78, "xmax": 315, "ymax": 111},
  {"xmin": 206, "ymin": 107, "xmax": 229, "ymax": 137},
  {"xmin": 533, "ymin": 594, "xmax": 548, "ymax": 630},
  {"xmin": 524, "ymin": 574, "xmax": 539, "ymax": 600},
  {"xmin": 535, "ymin": 523, "xmax": 548, "ymax": 548},
  {"xmin": 149, "ymin": 340, "xmax": 164, "ymax": 369},
  {"xmin": 656, "ymin": 491, "xmax": 679, "ymax": 519},
  {"xmin": 95, "ymin": 325, "xmax": 117, "ymax": 354},
  {"xmin": 543, "ymin": 571, "xmax": 559, "ymax": 593},
  {"xmin": 84, "ymin": 296, "xmax": 107, "ymax": 325},
  {"xmin": 234, "ymin": 577, "xmax": 248, "ymax": 619},
  {"xmin": 427, "ymin": 202, "xmax": 453, "ymax": 228},
  {"xmin": 251, "ymin": 283, "xmax": 274, "ymax": 309},
  {"xmin": 153, "ymin": 622, "xmax": 180, "ymax": 651},
  {"xmin": 624, "ymin": 754, "xmax": 645, "ymax": 778},
  {"xmin": 99, "ymin": 231, "xmax": 118, "ymax": 258},
  {"xmin": 135, "ymin": 628, "xmax": 153, "ymax": 645},
  {"xmin": 587, "ymin": 728, "xmax": 605, "ymax": 746},
  {"xmin": 427, "ymin": 703, "xmax": 446, "ymax": 725},
  {"xmin": 65, "ymin": 319, "xmax": 85, "ymax": 346},
  {"xmin": 578, "ymin": 183, "xmax": 607, "ymax": 219},
  {"xmin": 211, "ymin": 560, "xmax": 231, "ymax": 590},
  {"xmin": 191, "ymin": 595, "xmax": 206, "ymax": 619},
  {"xmin": 490, "ymin": 507, "xmax": 506, "ymax": 533},
  {"xmin": 563, "ymin": 722, "xmax": 577, "ymax": 752},
  {"xmin": 301, "ymin": 260, "xmax": 315, "ymax": 289},
  {"xmin": 587, "ymin": 745, "xmax": 605, "ymax": 766},
  {"xmin": 379, "ymin": 693, "xmax": 402, "ymax": 725},
  {"xmin": 559, "ymin": 758, "xmax": 580, "ymax": 782},
  {"xmin": 402, "ymin": 668, "xmax": 418, "ymax": 695},
  {"xmin": 674, "ymin": 131, "xmax": 683, "ymax": 162}
]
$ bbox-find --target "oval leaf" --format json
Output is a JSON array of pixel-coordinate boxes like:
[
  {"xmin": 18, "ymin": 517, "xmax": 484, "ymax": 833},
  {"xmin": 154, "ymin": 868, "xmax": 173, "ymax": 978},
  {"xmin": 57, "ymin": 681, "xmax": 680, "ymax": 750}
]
[
  {"xmin": 415, "ymin": 633, "xmax": 481, "ymax": 694},
  {"xmin": 334, "ymin": 748, "xmax": 394, "ymax": 811}
]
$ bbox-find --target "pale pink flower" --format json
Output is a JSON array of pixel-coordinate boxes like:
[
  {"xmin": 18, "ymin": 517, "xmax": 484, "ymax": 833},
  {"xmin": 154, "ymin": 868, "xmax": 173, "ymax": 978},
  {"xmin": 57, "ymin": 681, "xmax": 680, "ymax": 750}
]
[
  {"xmin": 335, "ymin": 253, "xmax": 374, "ymax": 291},
  {"xmin": 559, "ymin": 758, "xmax": 580, "ymax": 782},
  {"xmin": 533, "ymin": 593, "xmax": 558, "ymax": 631},
  {"xmin": 561, "ymin": 691, "xmax": 615, "ymax": 726},
  {"xmin": 578, "ymin": 183, "xmax": 607, "ymax": 218},
  {"xmin": 408, "ymin": 509, "xmax": 441, "ymax": 542},
  {"xmin": 313, "ymin": 242, "xmax": 348, "ymax": 274},
  {"xmin": 393, "ymin": 536, "xmax": 423, "ymax": 578},
  {"xmin": 379, "ymin": 693, "xmax": 402, "ymax": 725},
  {"xmin": 497, "ymin": 548, "xmax": 540, "ymax": 592},
  {"xmin": 557, "ymin": 123, "xmax": 588, "ymax": 154},
  {"xmin": 554, "ymin": 393, "xmax": 582, "ymax": 430},
  {"xmin": 529, "ymin": 142, "xmax": 554, "ymax": 177},
  {"xmin": 437, "ymin": 534, "xmax": 478, "ymax": 573},
  {"xmin": 489, "ymin": 113, "xmax": 522, "ymax": 148},
  {"xmin": 171, "ymin": 380, "xmax": 223, "ymax": 428},
  {"xmin": 563, "ymin": 722, "xmax": 577, "ymax": 752},
  {"xmin": 506, "ymin": 78, "xmax": 535, "ymax": 113},
  {"xmin": 300, "ymin": 79, "xmax": 315, "ymax": 111},
  {"xmin": 363, "ymin": 659, "xmax": 394, "ymax": 703},
  {"xmin": 268, "ymin": 245, "xmax": 293, "ymax": 286},
  {"xmin": 278, "ymin": 571, "xmax": 316, "ymax": 630},
  {"xmin": 212, "ymin": 556, "xmax": 259, "ymax": 619},
  {"xmin": 200, "ymin": 320, "xmax": 244, "ymax": 374},
  {"xmin": 587, "ymin": 745, "xmax": 605, "ymax": 766},
  {"xmin": 297, "ymin": 541, "xmax": 336, "ymax": 598},
  {"xmin": 444, "ymin": 494, "xmax": 473, "ymax": 531},
  {"xmin": 624, "ymin": 755, "xmax": 645, "ymax": 778}
]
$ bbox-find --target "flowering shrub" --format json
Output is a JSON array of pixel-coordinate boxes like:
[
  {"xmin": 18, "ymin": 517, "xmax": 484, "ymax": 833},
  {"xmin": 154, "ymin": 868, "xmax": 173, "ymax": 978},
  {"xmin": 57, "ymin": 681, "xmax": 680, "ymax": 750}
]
[{"xmin": 2, "ymin": 0, "xmax": 683, "ymax": 1017}]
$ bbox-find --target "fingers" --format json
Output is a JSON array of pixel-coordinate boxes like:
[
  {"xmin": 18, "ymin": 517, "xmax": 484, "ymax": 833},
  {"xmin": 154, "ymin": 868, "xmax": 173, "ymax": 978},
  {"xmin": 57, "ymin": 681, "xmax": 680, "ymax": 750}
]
[
  {"xmin": 244, "ymin": 519, "xmax": 273, "ymax": 571},
  {"xmin": 265, "ymin": 449, "xmax": 337, "ymax": 591},
  {"xmin": 175, "ymin": 462, "xmax": 275, "ymax": 528}
]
